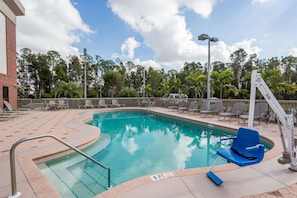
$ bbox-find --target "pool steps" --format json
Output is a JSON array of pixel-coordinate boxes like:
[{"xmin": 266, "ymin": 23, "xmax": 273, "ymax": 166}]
[{"xmin": 38, "ymin": 134, "xmax": 111, "ymax": 197}]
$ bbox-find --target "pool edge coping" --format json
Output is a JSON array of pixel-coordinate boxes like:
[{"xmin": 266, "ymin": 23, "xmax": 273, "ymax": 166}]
[{"xmin": 14, "ymin": 107, "xmax": 283, "ymax": 198}]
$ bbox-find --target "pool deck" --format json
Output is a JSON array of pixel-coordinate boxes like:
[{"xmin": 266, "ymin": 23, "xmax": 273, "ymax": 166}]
[{"xmin": 1, "ymin": 107, "xmax": 297, "ymax": 198}]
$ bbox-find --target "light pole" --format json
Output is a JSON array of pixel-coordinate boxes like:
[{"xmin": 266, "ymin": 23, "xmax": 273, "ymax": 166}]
[
  {"xmin": 142, "ymin": 70, "xmax": 146, "ymax": 98},
  {"xmin": 99, "ymin": 77, "xmax": 104, "ymax": 98},
  {"xmin": 198, "ymin": 34, "xmax": 218, "ymax": 103},
  {"xmin": 83, "ymin": 48, "xmax": 87, "ymax": 99}
]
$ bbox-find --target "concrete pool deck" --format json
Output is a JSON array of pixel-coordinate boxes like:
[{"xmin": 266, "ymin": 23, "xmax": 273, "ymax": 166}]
[{"xmin": 0, "ymin": 107, "xmax": 297, "ymax": 198}]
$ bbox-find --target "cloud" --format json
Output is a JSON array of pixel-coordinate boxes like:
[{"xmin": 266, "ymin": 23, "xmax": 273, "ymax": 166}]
[
  {"xmin": 108, "ymin": 0, "xmax": 219, "ymax": 70},
  {"xmin": 17, "ymin": 0, "xmax": 92, "ymax": 58},
  {"xmin": 215, "ymin": 39, "xmax": 262, "ymax": 62},
  {"xmin": 121, "ymin": 37, "xmax": 140, "ymax": 59},
  {"xmin": 181, "ymin": 0, "xmax": 217, "ymax": 18},
  {"xmin": 108, "ymin": 0, "xmax": 261, "ymax": 71},
  {"xmin": 252, "ymin": 0, "xmax": 273, "ymax": 4},
  {"xmin": 133, "ymin": 58, "xmax": 161, "ymax": 70},
  {"xmin": 289, "ymin": 48, "xmax": 297, "ymax": 56}
]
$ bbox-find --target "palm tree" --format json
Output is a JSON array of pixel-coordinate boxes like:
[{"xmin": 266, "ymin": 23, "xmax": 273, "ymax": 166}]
[
  {"xmin": 186, "ymin": 72, "xmax": 206, "ymax": 98},
  {"xmin": 211, "ymin": 69, "xmax": 234, "ymax": 99},
  {"xmin": 53, "ymin": 81, "xmax": 83, "ymax": 98},
  {"xmin": 261, "ymin": 69, "xmax": 297, "ymax": 99}
]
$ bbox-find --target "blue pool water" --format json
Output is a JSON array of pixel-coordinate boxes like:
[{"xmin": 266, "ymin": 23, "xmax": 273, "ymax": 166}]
[{"xmin": 39, "ymin": 110, "xmax": 271, "ymax": 197}]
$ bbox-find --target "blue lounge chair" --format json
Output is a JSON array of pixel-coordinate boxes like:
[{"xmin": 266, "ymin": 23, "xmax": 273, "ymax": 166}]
[{"xmin": 207, "ymin": 127, "xmax": 265, "ymax": 185}]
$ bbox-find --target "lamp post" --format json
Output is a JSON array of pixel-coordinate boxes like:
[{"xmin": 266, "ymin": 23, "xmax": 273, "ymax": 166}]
[
  {"xmin": 142, "ymin": 70, "xmax": 146, "ymax": 98},
  {"xmin": 198, "ymin": 34, "xmax": 218, "ymax": 103},
  {"xmin": 99, "ymin": 77, "xmax": 104, "ymax": 98},
  {"xmin": 83, "ymin": 48, "xmax": 87, "ymax": 99}
]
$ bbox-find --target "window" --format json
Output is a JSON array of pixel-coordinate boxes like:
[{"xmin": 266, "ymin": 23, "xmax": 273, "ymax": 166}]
[
  {"xmin": 0, "ymin": 12, "xmax": 7, "ymax": 74},
  {"xmin": 3, "ymin": 86, "xmax": 9, "ymax": 102}
]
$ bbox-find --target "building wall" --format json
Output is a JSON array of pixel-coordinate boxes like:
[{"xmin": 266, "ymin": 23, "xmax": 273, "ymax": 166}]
[
  {"xmin": 0, "ymin": 16, "xmax": 17, "ymax": 109},
  {"xmin": 0, "ymin": 0, "xmax": 24, "ymax": 109}
]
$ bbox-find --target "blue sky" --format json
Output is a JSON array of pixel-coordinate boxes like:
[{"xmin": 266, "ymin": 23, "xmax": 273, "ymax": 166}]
[{"xmin": 17, "ymin": 0, "xmax": 297, "ymax": 71}]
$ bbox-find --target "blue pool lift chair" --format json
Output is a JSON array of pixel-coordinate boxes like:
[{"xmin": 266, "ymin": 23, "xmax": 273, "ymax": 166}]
[{"xmin": 207, "ymin": 127, "xmax": 265, "ymax": 185}]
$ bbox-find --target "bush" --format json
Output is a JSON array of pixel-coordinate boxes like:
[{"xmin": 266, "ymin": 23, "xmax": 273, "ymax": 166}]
[{"xmin": 120, "ymin": 87, "xmax": 139, "ymax": 97}]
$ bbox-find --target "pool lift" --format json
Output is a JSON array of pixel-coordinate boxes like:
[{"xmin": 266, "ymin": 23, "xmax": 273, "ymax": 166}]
[
  {"xmin": 248, "ymin": 70, "xmax": 296, "ymax": 170},
  {"xmin": 207, "ymin": 70, "xmax": 297, "ymax": 185}
]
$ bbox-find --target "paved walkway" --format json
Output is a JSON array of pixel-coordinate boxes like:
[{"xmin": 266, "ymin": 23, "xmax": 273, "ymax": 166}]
[{"xmin": 0, "ymin": 108, "xmax": 297, "ymax": 198}]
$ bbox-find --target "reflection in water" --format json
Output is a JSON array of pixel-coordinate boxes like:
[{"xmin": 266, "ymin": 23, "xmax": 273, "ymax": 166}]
[{"xmin": 121, "ymin": 136, "xmax": 139, "ymax": 155}]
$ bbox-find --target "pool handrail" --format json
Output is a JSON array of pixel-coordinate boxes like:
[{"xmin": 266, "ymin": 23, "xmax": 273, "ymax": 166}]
[{"xmin": 9, "ymin": 134, "xmax": 111, "ymax": 198}]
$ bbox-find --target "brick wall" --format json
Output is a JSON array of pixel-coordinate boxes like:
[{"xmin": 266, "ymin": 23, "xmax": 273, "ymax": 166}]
[{"xmin": 0, "ymin": 17, "xmax": 17, "ymax": 109}]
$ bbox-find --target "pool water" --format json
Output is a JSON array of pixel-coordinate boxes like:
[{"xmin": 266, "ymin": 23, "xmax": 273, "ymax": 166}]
[{"xmin": 39, "ymin": 110, "xmax": 271, "ymax": 198}]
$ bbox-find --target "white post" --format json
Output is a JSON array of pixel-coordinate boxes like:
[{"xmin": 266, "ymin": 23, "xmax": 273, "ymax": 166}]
[
  {"xmin": 248, "ymin": 70, "xmax": 257, "ymax": 128},
  {"xmin": 207, "ymin": 39, "xmax": 211, "ymax": 102}
]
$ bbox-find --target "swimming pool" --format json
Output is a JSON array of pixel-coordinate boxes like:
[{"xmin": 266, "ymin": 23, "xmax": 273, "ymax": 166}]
[{"xmin": 38, "ymin": 110, "xmax": 271, "ymax": 197}]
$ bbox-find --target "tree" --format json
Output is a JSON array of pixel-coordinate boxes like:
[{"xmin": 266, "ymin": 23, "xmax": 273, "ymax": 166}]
[
  {"xmin": 103, "ymin": 71, "xmax": 124, "ymax": 97},
  {"xmin": 17, "ymin": 48, "xmax": 33, "ymax": 97},
  {"xmin": 186, "ymin": 72, "xmax": 206, "ymax": 98},
  {"xmin": 47, "ymin": 50, "xmax": 64, "ymax": 91},
  {"xmin": 212, "ymin": 61, "xmax": 226, "ymax": 73},
  {"xmin": 229, "ymin": 48, "xmax": 248, "ymax": 89},
  {"xmin": 120, "ymin": 87, "xmax": 139, "ymax": 97},
  {"xmin": 281, "ymin": 56, "xmax": 297, "ymax": 84},
  {"xmin": 53, "ymin": 81, "xmax": 83, "ymax": 98},
  {"xmin": 211, "ymin": 69, "xmax": 234, "ymax": 99},
  {"xmin": 147, "ymin": 67, "xmax": 163, "ymax": 96},
  {"xmin": 261, "ymin": 69, "xmax": 297, "ymax": 99},
  {"xmin": 68, "ymin": 55, "xmax": 83, "ymax": 83}
]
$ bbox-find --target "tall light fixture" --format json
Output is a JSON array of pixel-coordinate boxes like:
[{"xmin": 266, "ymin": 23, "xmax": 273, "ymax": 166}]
[
  {"xmin": 84, "ymin": 48, "xmax": 87, "ymax": 99},
  {"xmin": 198, "ymin": 34, "xmax": 218, "ymax": 102}
]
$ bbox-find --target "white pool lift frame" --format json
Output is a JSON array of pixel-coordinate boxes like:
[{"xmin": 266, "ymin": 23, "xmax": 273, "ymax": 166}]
[{"xmin": 248, "ymin": 70, "xmax": 297, "ymax": 171}]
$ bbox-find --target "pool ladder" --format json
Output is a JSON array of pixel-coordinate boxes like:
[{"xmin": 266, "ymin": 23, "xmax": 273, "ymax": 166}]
[
  {"xmin": 147, "ymin": 101, "xmax": 155, "ymax": 111},
  {"xmin": 8, "ymin": 134, "xmax": 111, "ymax": 198}
]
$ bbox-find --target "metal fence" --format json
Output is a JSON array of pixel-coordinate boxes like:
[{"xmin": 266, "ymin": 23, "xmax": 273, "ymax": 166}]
[{"xmin": 18, "ymin": 97, "xmax": 297, "ymax": 124}]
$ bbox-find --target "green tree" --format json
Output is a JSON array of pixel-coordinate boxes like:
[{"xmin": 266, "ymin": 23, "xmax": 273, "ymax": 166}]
[
  {"xmin": 211, "ymin": 69, "xmax": 234, "ymax": 99},
  {"xmin": 229, "ymin": 48, "xmax": 248, "ymax": 89},
  {"xmin": 147, "ymin": 67, "xmax": 163, "ymax": 96},
  {"xmin": 120, "ymin": 87, "xmax": 139, "ymax": 97},
  {"xmin": 186, "ymin": 72, "xmax": 206, "ymax": 98},
  {"xmin": 53, "ymin": 81, "xmax": 83, "ymax": 98},
  {"xmin": 68, "ymin": 55, "xmax": 83, "ymax": 83},
  {"xmin": 17, "ymin": 48, "xmax": 34, "ymax": 97},
  {"xmin": 212, "ymin": 61, "xmax": 226, "ymax": 73},
  {"xmin": 103, "ymin": 71, "xmax": 124, "ymax": 97},
  {"xmin": 260, "ymin": 69, "xmax": 297, "ymax": 99}
]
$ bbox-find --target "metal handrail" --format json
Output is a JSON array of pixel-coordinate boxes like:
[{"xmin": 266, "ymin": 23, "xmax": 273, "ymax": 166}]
[
  {"xmin": 147, "ymin": 101, "xmax": 155, "ymax": 111},
  {"xmin": 9, "ymin": 134, "xmax": 111, "ymax": 198}
]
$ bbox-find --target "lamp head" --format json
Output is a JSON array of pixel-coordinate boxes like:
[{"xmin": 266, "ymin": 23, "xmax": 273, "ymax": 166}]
[
  {"xmin": 198, "ymin": 34, "xmax": 209, "ymax": 41},
  {"xmin": 210, "ymin": 37, "xmax": 218, "ymax": 42}
]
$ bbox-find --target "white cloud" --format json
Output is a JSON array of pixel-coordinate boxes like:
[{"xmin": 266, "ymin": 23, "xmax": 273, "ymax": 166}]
[
  {"xmin": 289, "ymin": 48, "xmax": 297, "ymax": 56},
  {"xmin": 133, "ymin": 58, "xmax": 161, "ymax": 70},
  {"xmin": 181, "ymin": 0, "xmax": 217, "ymax": 18},
  {"xmin": 252, "ymin": 0, "xmax": 273, "ymax": 4},
  {"xmin": 214, "ymin": 39, "xmax": 262, "ymax": 62},
  {"xmin": 17, "ymin": 0, "xmax": 92, "ymax": 58},
  {"xmin": 121, "ymin": 37, "xmax": 140, "ymax": 59},
  {"xmin": 108, "ymin": 0, "xmax": 262, "ymax": 71}
]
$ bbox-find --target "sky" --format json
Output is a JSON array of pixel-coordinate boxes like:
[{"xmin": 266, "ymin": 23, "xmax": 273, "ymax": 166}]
[{"xmin": 16, "ymin": 0, "xmax": 297, "ymax": 71}]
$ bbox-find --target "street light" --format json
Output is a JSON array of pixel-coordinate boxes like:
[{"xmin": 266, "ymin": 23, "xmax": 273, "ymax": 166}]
[
  {"xmin": 83, "ymin": 48, "xmax": 87, "ymax": 99},
  {"xmin": 198, "ymin": 34, "xmax": 218, "ymax": 104},
  {"xmin": 99, "ymin": 77, "xmax": 104, "ymax": 98}
]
